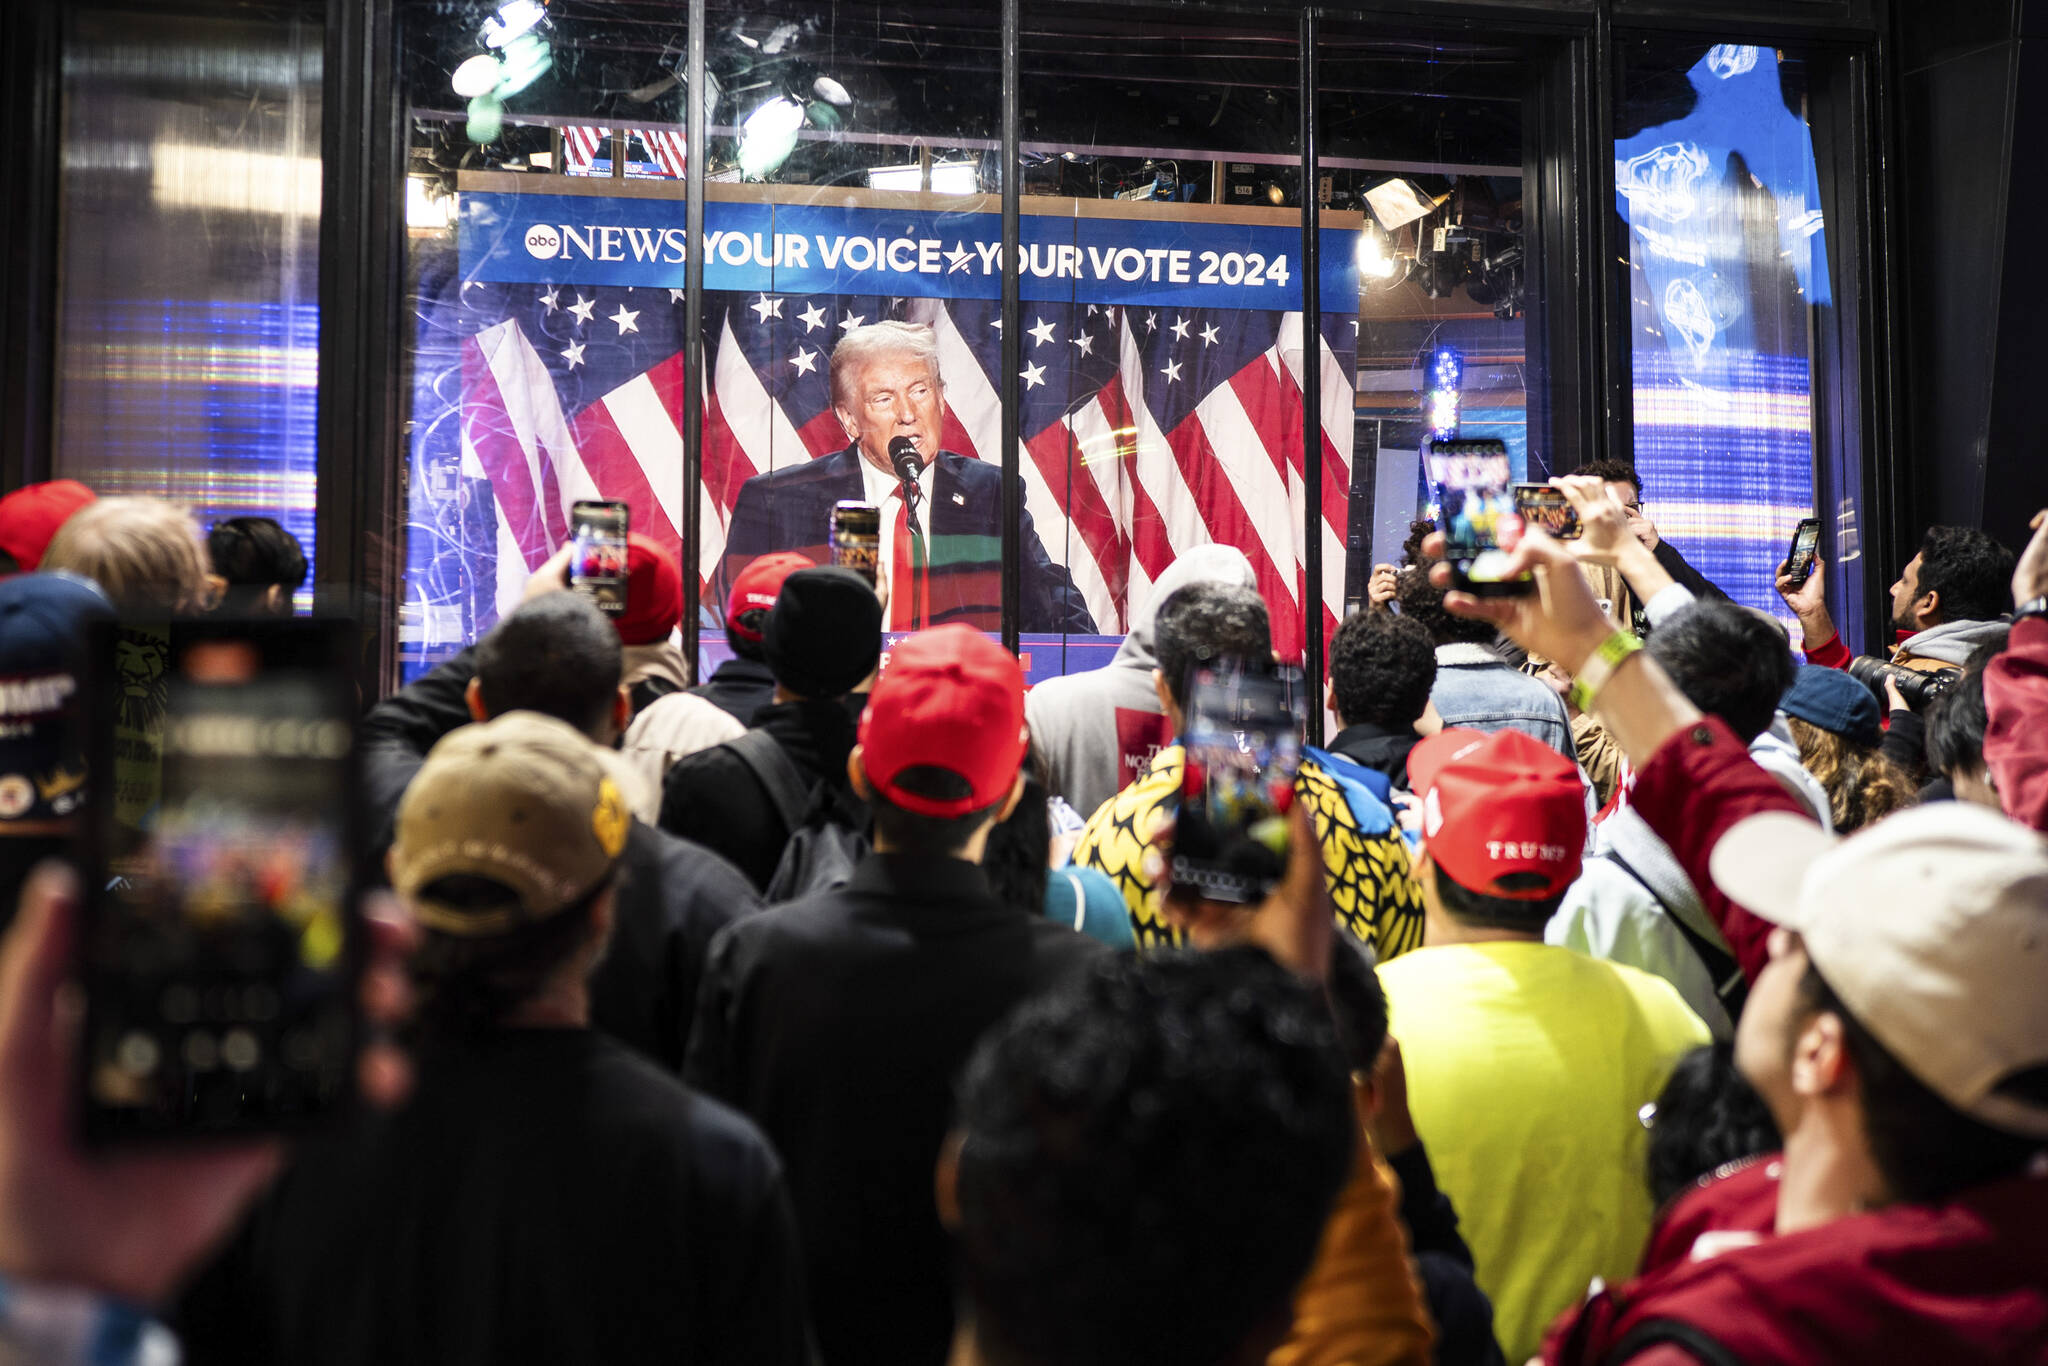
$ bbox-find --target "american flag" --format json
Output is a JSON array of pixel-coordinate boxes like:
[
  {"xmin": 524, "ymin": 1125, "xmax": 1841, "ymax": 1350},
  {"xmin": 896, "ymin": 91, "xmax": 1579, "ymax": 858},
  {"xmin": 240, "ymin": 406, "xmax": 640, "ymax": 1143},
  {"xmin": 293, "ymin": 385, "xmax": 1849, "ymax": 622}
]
[
  {"xmin": 449, "ymin": 279, "xmax": 1356, "ymax": 656},
  {"xmin": 560, "ymin": 124, "xmax": 688, "ymax": 180}
]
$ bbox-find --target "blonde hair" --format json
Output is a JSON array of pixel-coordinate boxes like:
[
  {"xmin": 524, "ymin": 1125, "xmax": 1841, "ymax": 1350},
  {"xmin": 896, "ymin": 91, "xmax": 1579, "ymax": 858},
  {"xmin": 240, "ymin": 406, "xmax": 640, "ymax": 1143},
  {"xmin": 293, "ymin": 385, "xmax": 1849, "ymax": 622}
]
[
  {"xmin": 829, "ymin": 320, "xmax": 942, "ymax": 412},
  {"xmin": 43, "ymin": 495, "xmax": 212, "ymax": 614},
  {"xmin": 1785, "ymin": 715, "xmax": 1919, "ymax": 834}
]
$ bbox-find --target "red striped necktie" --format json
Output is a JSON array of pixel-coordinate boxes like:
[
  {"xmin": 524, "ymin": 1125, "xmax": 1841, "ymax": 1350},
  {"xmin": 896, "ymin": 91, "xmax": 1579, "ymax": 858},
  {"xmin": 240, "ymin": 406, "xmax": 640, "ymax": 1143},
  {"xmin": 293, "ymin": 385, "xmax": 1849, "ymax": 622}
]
[{"xmin": 890, "ymin": 483, "xmax": 930, "ymax": 631}]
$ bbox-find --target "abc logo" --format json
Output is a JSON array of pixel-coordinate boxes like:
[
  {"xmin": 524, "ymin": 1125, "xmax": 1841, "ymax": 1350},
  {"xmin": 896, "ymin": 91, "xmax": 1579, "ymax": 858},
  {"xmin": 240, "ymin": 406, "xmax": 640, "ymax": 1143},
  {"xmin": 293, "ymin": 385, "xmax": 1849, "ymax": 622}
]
[{"xmin": 524, "ymin": 225, "xmax": 561, "ymax": 260}]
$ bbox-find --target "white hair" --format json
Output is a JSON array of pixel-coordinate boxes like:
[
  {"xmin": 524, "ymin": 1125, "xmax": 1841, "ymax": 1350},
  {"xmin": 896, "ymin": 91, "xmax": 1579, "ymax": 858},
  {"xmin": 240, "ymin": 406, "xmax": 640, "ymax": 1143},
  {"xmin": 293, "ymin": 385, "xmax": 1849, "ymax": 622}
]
[{"xmin": 829, "ymin": 320, "xmax": 942, "ymax": 411}]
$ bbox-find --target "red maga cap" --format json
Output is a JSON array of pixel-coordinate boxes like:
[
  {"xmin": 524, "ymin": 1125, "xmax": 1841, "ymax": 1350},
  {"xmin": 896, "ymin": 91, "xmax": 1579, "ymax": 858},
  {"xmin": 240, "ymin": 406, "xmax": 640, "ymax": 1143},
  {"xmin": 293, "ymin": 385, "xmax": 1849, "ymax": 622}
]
[
  {"xmin": 725, "ymin": 552, "xmax": 815, "ymax": 642},
  {"xmin": 0, "ymin": 480, "xmax": 96, "ymax": 574},
  {"xmin": 858, "ymin": 624, "xmax": 1028, "ymax": 818},
  {"xmin": 615, "ymin": 533, "xmax": 682, "ymax": 646},
  {"xmin": 1406, "ymin": 727, "xmax": 1585, "ymax": 900}
]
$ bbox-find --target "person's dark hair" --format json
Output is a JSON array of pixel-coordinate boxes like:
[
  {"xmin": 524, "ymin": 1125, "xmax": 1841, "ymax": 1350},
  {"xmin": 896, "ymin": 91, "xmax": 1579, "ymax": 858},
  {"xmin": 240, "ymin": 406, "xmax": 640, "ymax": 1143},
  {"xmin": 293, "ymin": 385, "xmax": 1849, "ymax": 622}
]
[
  {"xmin": 407, "ymin": 876, "xmax": 610, "ymax": 1038},
  {"xmin": 868, "ymin": 766, "xmax": 1003, "ymax": 858},
  {"xmin": 1915, "ymin": 526, "xmax": 2015, "ymax": 626},
  {"xmin": 1646, "ymin": 1043, "xmax": 1780, "ymax": 1208},
  {"xmin": 724, "ymin": 612, "xmax": 768, "ymax": 663},
  {"xmin": 953, "ymin": 948, "xmax": 1355, "ymax": 1366},
  {"xmin": 982, "ymin": 771, "xmax": 1050, "ymax": 915},
  {"xmin": 207, "ymin": 516, "xmax": 307, "ymax": 614},
  {"xmin": 1568, "ymin": 460, "xmax": 1644, "ymax": 500},
  {"xmin": 1798, "ymin": 964, "xmax": 2047, "ymax": 1204},
  {"xmin": 475, "ymin": 592, "xmax": 623, "ymax": 738},
  {"xmin": 1400, "ymin": 518, "xmax": 1436, "ymax": 568},
  {"xmin": 1329, "ymin": 610, "xmax": 1436, "ymax": 731},
  {"xmin": 1394, "ymin": 559, "xmax": 1494, "ymax": 646},
  {"xmin": 1645, "ymin": 600, "xmax": 1796, "ymax": 744},
  {"xmin": 1152, "ymin": 581, "xmax": 1272, "ymax": 712},
  {"xmin": 1326, "ymin": 938, "xmax": 1390, "ymax": 1075},
  {"xmin": 1430, "ymin": 864, "xmax": 1565, "ymax": 932}
]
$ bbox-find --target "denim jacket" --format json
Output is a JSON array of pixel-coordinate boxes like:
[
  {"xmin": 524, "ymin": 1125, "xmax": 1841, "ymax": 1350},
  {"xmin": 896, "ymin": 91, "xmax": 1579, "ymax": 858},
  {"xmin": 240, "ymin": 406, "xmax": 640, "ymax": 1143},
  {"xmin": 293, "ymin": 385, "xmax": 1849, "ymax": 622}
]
[{"xmin": 1428, "ymin": 643, "xmax": 1575, "ymax": 758}]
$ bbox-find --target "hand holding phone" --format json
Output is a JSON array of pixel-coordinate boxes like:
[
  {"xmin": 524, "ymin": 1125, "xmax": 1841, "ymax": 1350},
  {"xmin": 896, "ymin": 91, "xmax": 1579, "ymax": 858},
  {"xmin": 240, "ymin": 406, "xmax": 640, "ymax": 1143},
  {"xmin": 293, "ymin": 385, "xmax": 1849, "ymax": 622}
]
[
  {"xmin": 1783, "ymin": 517, "xmax": 1822, "ymax": 590},
  {"xmin": 1427, "ymin": 440, "xmax": 1532, "ymax": 597}
]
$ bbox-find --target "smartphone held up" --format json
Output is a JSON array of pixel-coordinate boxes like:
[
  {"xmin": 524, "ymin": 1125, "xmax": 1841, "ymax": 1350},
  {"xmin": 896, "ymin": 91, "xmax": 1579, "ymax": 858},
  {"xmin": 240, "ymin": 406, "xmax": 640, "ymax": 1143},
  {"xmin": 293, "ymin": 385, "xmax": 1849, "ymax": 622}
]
[
  {"xmin": 569, "ymin": 500, "xmax": 631, "ymax": 615},
  {"xmin": 75, "ymin": 618, "xmax": 364, "ymax": 1145},
  {"xmin": 1784, "ymin": 517, "xmax": 1822, "ymax": 589},
  {"xmin": 1171, "ymin": 662, "xmax": 1306, "ymax": 905},
  {"xmin": 1428, "ymin": 440, "xmax": 1533, "ymax": 597}
]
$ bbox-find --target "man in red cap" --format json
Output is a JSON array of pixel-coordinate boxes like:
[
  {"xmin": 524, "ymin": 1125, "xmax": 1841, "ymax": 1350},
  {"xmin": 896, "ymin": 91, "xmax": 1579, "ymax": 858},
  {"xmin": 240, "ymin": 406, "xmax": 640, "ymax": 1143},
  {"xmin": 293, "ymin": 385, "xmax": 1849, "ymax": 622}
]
[
  {"xmin": 692, "ymin": 551, "xmax": 813, "ymax": 728},
  {"xmin": 0, "ymin": 481, "xmax": 95, "ymax": 575},
  {"xmin": 612, "ymin": 531, "xmax": 687, "ymax": 714},
  {"xmin": 685, "ymin": 623, "xmax": 1105, "ymax": 1366},
  {"xmin": 1377, "ymin": 727, "xmax": 1708, "ymax": 1366}
]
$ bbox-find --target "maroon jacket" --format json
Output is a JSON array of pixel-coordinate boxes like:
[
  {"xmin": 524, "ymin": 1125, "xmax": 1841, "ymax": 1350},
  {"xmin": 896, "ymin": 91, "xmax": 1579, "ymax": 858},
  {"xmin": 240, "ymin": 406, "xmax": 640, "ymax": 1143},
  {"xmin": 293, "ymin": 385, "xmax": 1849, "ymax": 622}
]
[
  {"xmin": 1624, "ymin": 715, "xmax": 1806, "ymax": 983},
  {"xmin": 1542, "ymin": 1158, "xmax": 2048, "ymax": 1365},
  {"xmin": 1985, "ymin": 615, "xmax": 2048, "ymax": 832}
]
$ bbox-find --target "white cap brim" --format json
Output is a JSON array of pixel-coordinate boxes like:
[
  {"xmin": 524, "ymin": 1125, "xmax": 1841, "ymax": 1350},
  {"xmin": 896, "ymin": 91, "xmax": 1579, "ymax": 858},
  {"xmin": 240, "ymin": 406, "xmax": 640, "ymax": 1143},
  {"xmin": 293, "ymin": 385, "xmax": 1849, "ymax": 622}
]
[{"xmin": 1708, "ymin": 812, "xmax": 1839, "ymax": 928}]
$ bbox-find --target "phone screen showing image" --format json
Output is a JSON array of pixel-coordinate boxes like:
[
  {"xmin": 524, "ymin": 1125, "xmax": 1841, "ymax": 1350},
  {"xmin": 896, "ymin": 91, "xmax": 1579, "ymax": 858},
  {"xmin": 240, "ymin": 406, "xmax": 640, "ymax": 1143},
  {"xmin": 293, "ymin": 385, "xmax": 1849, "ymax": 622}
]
[
  {"xmin": 1786, "ymin": 519, "xmax": 1822, "ymax": 588},
  {"xmin": 569, "ymin": 500, "xmax": 631, "ymax": 616},
  {"xmin": 1427, "ymin": 441, "xmax": 1531, "ymax": 597},
  {"xmin": 1171, "ymin": 663, "xmax": 1305, "ymax": 905},
  {"xmin": 1513, "ymin": 484, "xmax": 1582, "ymax": 540},
  {"xmin": 77, "ymin": 620, "xmax": 362, "ymax": 1144}
]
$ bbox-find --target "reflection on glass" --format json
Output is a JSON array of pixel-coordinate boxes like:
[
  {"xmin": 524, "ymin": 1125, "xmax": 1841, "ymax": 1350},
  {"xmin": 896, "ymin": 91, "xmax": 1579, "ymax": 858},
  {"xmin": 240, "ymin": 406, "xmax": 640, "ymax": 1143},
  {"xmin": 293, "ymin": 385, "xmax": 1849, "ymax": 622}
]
[
  {"xmin": 1016, "ymin": 11, "xmax": 1341, "ymax": 668},
  {"xmin": 53, "ymin": 7, "xmax": 322, "ymax": 606},
  {"xmin": 1318, "ymin": 35, "xmax": 1531, "ymax": 609},
  {"xmin": 1617, "ymin": 42, "xmax": 1833, "ymax": 623}
]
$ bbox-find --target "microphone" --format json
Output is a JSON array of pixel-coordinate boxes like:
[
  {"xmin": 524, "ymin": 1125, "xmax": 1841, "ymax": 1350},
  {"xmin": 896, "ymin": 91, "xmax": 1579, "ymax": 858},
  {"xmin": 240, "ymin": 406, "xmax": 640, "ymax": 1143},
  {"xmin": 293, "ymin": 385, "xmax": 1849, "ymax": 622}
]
[
  {"xmin": 888, "ymin": 436, "xmax": 922, "ymax": 488},
  {"xmin": 888, "ymin": 436, "xmax": 924, "ymax": 535}
]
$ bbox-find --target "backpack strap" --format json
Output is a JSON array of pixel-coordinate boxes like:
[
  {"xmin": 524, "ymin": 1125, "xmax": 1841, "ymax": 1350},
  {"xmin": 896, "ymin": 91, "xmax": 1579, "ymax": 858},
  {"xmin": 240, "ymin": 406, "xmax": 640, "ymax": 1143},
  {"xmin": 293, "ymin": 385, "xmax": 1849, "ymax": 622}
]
[
  {"xmin": 722, "ymin": 730, "xmax": 812, "ymax": 833},
  {"xmin": 1603, "ymin": 848, "xmax": 1750, "ymax": 1021}
]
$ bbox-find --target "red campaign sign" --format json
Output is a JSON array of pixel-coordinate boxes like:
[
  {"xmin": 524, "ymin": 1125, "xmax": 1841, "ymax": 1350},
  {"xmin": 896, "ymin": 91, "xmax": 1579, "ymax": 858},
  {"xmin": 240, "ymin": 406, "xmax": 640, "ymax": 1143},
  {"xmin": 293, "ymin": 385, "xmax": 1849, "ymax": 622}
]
[{"xmin": 1114, "ymin": 705, "xmax": 1173, "ymax": 791}]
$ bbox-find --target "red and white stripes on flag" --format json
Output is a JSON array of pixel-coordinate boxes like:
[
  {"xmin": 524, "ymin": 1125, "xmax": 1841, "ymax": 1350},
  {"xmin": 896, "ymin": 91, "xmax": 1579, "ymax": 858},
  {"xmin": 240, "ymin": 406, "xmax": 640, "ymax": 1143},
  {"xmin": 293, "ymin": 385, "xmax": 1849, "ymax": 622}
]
[{"xmin": 561, "ymin": 124, "xmax": 687, "ymax": 179}]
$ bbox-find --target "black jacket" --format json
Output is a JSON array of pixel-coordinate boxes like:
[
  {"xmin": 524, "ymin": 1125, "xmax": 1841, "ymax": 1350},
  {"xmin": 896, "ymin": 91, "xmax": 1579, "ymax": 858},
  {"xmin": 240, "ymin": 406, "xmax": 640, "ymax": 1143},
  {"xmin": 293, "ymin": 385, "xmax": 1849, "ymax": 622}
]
[
  {"xmin": 177, "ymin": 1030, "xmax": 813, "ymax": 1366},
  {"xmin": 358, "ymin": 651, "xmax": 763, "ymax": 1070},
  {"xmin": 659, "ymin": 696, "xmax": 864, "ymax": 894},
  {"xmin": 1328, "ymin": 721, "xmax": 1422, "ymax": 790},
  {"xmin": 684, "ymin": 854, "xmax": 1106, "ymax": 1366},
  {"xmin": 689, "ymin": 657, "xmax": 778, "ymax": 729}
]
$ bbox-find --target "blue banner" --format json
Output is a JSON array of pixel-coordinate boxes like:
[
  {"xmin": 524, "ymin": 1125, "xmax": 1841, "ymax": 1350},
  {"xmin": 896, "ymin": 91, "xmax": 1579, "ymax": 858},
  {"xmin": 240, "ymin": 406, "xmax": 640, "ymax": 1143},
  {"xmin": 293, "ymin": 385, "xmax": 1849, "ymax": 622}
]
[{"xmin": 461, "ymin": 191, "xmax": 1358, "ymax": 312}]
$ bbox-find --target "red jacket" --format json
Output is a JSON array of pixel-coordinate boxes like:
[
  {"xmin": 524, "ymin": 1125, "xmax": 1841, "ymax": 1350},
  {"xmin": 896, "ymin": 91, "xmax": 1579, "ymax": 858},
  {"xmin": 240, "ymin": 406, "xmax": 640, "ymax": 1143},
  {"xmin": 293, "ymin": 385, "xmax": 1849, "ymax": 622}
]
[
  {"xmin": 1542, "ymin": 1158, "xmax": 2048, "ymax": 1365},
  {"xmin": 1985, "ymin": 615, "xmax": 2048, "ymax": 832},
  {"xmin": 1623, "ymin": 715, "xmax": 1807, "ymax": 984}
]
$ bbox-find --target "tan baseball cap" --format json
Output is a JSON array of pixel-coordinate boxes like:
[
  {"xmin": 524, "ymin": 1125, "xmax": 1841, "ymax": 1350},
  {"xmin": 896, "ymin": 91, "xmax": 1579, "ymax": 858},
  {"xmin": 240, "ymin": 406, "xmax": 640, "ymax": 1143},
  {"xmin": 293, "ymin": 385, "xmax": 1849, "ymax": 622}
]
[
  {"xmin": 391, "ymin": 711, "xmax": 632, "ymax": 937},
  {"xmin": 1710, "ymin": 802, "xmax": 2048, "ymax": 1138}
]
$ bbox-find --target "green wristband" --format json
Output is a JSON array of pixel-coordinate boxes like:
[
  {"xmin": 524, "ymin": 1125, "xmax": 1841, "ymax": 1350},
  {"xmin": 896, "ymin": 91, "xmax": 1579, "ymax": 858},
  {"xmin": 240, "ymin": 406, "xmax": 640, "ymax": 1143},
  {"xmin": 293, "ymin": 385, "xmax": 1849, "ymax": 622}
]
[{"xmin": 1569, "ymin": 629, "xmax": 1644, "ymax": 714}]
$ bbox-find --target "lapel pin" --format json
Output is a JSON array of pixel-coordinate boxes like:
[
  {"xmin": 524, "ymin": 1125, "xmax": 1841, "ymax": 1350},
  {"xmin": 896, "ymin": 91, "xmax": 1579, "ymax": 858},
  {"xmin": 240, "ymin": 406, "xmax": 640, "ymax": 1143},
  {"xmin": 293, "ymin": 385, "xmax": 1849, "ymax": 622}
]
[{"xmin": 951, "ymin": 492, "xmax": 966, "ymax": 505}]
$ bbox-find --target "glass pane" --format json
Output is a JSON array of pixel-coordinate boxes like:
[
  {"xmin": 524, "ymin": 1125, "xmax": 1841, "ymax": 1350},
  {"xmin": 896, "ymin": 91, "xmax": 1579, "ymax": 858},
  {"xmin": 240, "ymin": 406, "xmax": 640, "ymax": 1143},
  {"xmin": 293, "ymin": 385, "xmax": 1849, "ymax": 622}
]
[
  {"xmin": 53, "ymin": 6, "xmax": 322, "ymax": 602},
  {"xmin": 1317, "ymin": 33, "xmax": 1534, "ymax": 612},
  {"xmin": 697, "ymin": 3, "xmax": 1004, "ymax": 679},
  {"xmin": 398, "ymin": 2, "xmax": 694, "ymax": 676},
  {"xmin": 1615, "ymin": 40, "xmax": 1852, "ymax": 636},
  {"xmin": 1018, "ymin": 6, "xmax": 1308, "ymax": 679}
]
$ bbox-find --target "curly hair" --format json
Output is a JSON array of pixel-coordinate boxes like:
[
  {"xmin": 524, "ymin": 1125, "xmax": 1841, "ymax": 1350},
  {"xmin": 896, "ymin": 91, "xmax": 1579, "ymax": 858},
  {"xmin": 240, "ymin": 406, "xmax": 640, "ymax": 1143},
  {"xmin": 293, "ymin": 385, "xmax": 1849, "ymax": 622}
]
[
  {"xmin": 1785, "ymin": 716, "xmax": 1919, "ymax": 833},
  {"xmin": 1915, "ymin": 526, "xmax": 2015, "ymax": 625},
  {"xmin": 1328, "ymin": 609, "xmax": 1435, "ymax": 730}
]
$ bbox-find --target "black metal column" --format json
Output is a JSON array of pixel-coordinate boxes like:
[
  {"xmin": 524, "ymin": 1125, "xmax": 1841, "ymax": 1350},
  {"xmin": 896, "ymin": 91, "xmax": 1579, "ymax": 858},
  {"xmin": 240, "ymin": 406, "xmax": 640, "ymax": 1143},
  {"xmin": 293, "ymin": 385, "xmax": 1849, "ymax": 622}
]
[
  {"xmin": 0, "ymin": 0, "xmax": 61, "ymax": 490},
  {"xmin": 681, "ymin": 0, "xmax": 707, "ymax": 679},
  {"xmin": 999, "ymin": 0, "xmax": 1022, "ymax": 655},
  {"xmin": 1299, "ymin": 7, "xmax": 1324, "ymax": 744}
]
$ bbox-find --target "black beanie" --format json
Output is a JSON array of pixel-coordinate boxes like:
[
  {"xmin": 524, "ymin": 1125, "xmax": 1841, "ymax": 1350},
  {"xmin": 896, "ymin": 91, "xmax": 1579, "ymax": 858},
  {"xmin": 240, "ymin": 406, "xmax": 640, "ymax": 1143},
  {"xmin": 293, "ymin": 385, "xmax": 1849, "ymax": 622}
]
[{"xmin": 764, "ymin": 566, "xmax": 883, "ymax": 698}]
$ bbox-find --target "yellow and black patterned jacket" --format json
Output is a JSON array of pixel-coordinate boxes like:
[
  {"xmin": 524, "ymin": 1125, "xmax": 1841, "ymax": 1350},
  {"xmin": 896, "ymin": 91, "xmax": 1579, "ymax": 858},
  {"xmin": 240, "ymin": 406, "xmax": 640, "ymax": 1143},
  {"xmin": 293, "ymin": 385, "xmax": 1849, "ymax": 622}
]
[{"xmin": 1071, "ymin": 744, "xmax": 1426, "ymax": 960}]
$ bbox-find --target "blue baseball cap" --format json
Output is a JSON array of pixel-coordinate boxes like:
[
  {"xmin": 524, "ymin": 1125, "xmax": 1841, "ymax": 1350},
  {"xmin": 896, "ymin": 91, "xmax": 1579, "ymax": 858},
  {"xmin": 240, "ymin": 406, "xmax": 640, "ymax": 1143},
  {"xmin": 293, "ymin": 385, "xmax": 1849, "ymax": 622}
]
[
  {"xmin": 1780, "ymin": 664, "xmax": 1882, "ymax": 750},
  {"xmin": 0, "ymin": 572, "xmax": 112, "ymax": 823}
]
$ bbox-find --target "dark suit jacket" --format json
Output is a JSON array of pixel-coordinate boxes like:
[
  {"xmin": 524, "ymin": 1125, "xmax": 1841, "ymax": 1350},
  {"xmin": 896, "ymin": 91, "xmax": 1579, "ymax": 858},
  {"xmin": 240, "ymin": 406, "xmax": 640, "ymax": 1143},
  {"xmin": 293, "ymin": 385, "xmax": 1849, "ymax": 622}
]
[
  {"xmin": 684, "ymin": 854, "xmax": 1106, "ymax": 1366},
  {"xmin": 722, "ymin": 446, "xmax": 1097, "ymax": 634}
]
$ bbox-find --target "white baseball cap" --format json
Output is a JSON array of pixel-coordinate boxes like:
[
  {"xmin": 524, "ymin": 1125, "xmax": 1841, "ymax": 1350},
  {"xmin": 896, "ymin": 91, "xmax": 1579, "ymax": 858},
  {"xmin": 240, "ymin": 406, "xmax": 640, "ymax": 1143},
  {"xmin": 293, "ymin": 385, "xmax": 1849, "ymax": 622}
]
[{"xmin": 1710, "ymin": 802, "xmax": 2048, "ymax": 1139}]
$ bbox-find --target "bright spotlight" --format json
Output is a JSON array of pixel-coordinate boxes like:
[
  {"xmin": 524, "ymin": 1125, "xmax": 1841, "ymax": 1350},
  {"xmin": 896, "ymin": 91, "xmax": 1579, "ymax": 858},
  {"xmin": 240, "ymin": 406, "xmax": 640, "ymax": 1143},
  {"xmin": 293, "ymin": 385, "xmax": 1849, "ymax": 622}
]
[{"xmin": 482, "ymin": 0, "xmax": 545, "ymax": 49}]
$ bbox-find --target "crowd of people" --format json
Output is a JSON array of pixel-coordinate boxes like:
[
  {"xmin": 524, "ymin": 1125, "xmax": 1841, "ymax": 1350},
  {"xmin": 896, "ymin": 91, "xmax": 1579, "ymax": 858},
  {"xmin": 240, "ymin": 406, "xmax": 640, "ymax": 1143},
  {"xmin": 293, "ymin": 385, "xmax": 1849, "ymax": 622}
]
[{"xmin": 0, "ymin": 460, "xmax": 2046, "ymax": 1366}]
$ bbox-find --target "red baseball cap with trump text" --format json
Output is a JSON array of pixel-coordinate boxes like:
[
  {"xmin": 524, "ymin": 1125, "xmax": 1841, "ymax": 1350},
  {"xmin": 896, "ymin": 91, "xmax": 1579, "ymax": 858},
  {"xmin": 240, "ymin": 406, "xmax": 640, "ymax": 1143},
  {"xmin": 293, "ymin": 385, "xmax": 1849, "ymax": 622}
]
[
  {"xmin": 725, "ymin": 552, "xmax": 814, "ymax": 643},
  {"xmin": 1406, "ymin": 727, "xmax": 1585, "ymax": 900},
  {"xmin": 858, "ymin": 624, "xmax": 1029, "ymax": 818}
]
